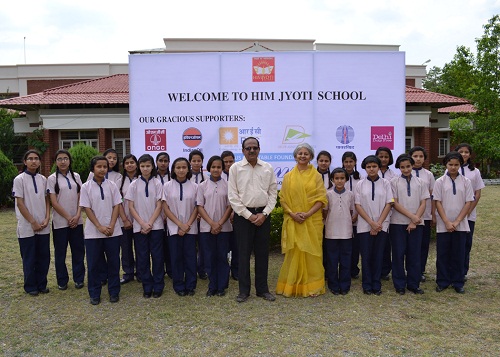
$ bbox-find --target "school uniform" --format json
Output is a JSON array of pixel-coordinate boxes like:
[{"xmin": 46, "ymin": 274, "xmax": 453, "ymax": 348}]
[
  {"xmin": 162, "ymin": 179, "xmax": 198, "ymax": 294},
  {"xmin": 433, "ymin": 173, "xmax": 474, "ymax": 290},
  {"xmin": 379, "ymin": 168, "xmax": 396, "ymax": 278},
  {"xmin": 222, "ymin": 170, "xmax": 238, "ymax": 280},
  {"xmin": 345, "ymin": 172, "xmax": 362, "ymax": 278},
  {"xmin": 13, "ymin": 171, "xmax": 51, "ymax": 294},
  {"xmin": 118, "ymin": 175, "xmax": 137, "ymax": 281},
  {"xmin": 80, "ymin": 178, "xmax": 122, "ymax": 300},
  {"xmin": 125, "ymin": 176, "xmax": 165, "ymax": 295},
  {"xmin": 197, "ymin": 177, "xmax": 232, "ymax": 294},
  {"xmin": 191, "ymin": 170, "xmax": 209, "ymax": 278},
  {"xmin": 318, "ymin": 169, "xmax": 331, "ymax": 272},
  {"xmin": 355, "ymin": 176, "xmax": 393, "ymax": 292},
  {"xmin": 390, "ymin": 175, "xmax": 430, "ymax": 291},
  {"xmin": 324, "ymin": 188, "xmax": 354, "ymax": 293},
  {"xmin": 156, "ymin": 173, "xmax": 172, "ymax": 278},
  {"xmin": 412, "ymin": 167, "xmax": 436, "ymax": 276},
  {"xmin": 460, "ymin": 164, "xmax": 484, "ymax": 276},
  {"xmin": 47, "ymin": 171, "xmax": 85, "ymax": 288}
]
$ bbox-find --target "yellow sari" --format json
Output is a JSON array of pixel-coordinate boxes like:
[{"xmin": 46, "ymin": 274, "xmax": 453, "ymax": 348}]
[{"xmin": 276, "ymin": 164, "xmax": 328, "ymax": 297}]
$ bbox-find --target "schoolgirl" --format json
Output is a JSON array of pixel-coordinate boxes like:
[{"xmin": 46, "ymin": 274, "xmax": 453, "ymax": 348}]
[
  {"xmin": 455, "ymin": 143, "xmax": 485, "ymax": 281},
  {"xmin": 355, "ymin": 155, "xmax": 393, "ymax": 295},
  {"xmin": 156, "ymin": 152, "xmax": 172, "ymax": 278},
  {"xmin": 126, "ymin": 154, "xmax": 165, "ymax": 298},
  {"xmin": 317, "ymin": 150, "xmax": 333, "ymax": 189},
  {"xmin": 408, "ymin": 146, "xmax": 436, "ymax": 282},
  {"xmin": 221, "ymin": 151, "xmax": 235, "ymax": 181},
  {"xmin": 342, "ymin": 151, "xmax": 362, "ymax": 279},
  {"xmin": 80, "ymin": 156, "xmax": 122, "ymax": 305},
  {"xmin": 162, "ymin": 157, "xmax": 199, "ymax": 296},
  {"xmin": 434, "ymin": 151, "xmax": 474, "ymax": 294},
  {"xmin": 375, "ymin": 146, "xmax": 395, "ymax": 280},
  {"xmin": 390, "ymin": 154, "xmax": 429, "ymax": 295},
  {"xmin": 324, "ymin": 168, "xmax": 355, "ymax": 295},
  {"xmin": 12, "ymin": 150, "xmax": 51, "ymax": 296},
  {"xmin": 47, "ymin": 149, "xmax": 85, "ymax": 291},
  {"xmin": 189, "ymin": 149, "xmax": 209, "ymax": 280},
  {"xmin": 197, "ymin": 156, "xmax": 233, "ymax": 297},
  {"xmin": 87, "ymin": 148, "xmax": 123, "ymax": 185},
  {"xmin": 118, "ymin": 154, "xmax": 139, "ymax": 284}
]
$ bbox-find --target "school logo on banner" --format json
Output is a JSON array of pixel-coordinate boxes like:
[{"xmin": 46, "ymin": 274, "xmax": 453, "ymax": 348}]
[
  {"xmin": 371, "ymin": 126, "xmax": 394, "ymax": 150},
  {"xmin": 182, "ymin": 127, "xmax": 202, "ymax": 147},
  {"xmin": 282, "ymin": 126, "xmax": 311, "ymax": 144},
  {"xmin": 336, "ymin": 125, "xmax": 355, "ymax": 144},
  {"xmin": 252, "ymin": 57, "xmax": 275, "ymax": 82},
  {"xmin": 145, "ymin": 129, "xmax": 166, "ymax": 151},
  {"xmin": 219, "ymin": 127, "xmax": 238, "ymax": 145}
]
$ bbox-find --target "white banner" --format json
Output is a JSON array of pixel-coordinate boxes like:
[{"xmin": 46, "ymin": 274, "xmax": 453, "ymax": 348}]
[{"xmin": 129, "ymin": 51, "xmax": 405, "ymax": 186}]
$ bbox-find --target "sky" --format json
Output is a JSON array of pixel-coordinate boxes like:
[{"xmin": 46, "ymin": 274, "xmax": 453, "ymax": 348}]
[{"xmin": 0, "ymin": 0, "xmax": 498, "ymax": 69}]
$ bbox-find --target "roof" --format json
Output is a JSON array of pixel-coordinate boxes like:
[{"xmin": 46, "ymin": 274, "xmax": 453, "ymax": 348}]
[
  {"xmin": 0, "ymin": 74, "xmax": 129, "ymax": 111},
  {"xmin": 0, "ymin": 76, "xmax": 470, "ymax": 112},
  {"xmin": 405, "ymin": 85, "xmax": 470, "ymax": 107},
  {"xmin": 438, "ymin": 104, "xmax": 477, "ymax": 114}
]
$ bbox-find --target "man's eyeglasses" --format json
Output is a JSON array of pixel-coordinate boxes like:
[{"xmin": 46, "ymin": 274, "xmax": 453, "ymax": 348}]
[{"xmin": 244, "ymin": 146, "xmax": 259, "ymax": 151}]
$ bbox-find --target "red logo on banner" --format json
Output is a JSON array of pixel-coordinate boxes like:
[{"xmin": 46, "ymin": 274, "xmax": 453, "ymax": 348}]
[
  {"xmin": 183, "ymin": 127, "xmax": 202, "ymax": 147},
  {"xmin": 252, "ymin": 57, "xmax": 275, "ymax": 82},
  {"xmin": 371, "ymin": 126, "xmax": 394, "ymax": 150},
  {"xmin": 145, "ymin": 129, "xmax": 166, "ymax": 151}
]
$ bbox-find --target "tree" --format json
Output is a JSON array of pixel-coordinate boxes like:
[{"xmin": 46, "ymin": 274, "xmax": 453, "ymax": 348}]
[
  {"xmin": 68, "ymin": 144, "xmax": 100, "ymax": 182},
  {"xmin": 0, "ymin": 108, "xmax": 27, "ymax": 162}
]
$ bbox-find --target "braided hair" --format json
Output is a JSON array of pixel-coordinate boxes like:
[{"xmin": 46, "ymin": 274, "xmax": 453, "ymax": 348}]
[{"xmin": 54, "ymin": 149, "xmax": 81, "ymax": 194}]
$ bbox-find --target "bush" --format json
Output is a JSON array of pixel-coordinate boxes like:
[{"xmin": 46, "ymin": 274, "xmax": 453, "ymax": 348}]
[
  {"xmin": 429, "ymin": 163, "xmax": 446, "ymax": 178},
  {"xmin": 270, "ymin": 206, "xmax": 283, "ymax": 250},
  {"xmin": 68, "ymin": 144, "xmax": 100, "ymax": 182},
  {"xmin": 0, "ymin": 149, "xmax": 19, "ymax": 207}
]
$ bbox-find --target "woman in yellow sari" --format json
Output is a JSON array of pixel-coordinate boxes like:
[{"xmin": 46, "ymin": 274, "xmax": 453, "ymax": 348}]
[{"xmin": 276, "ymin": 143, "xmax": 328, "ymax": 297}]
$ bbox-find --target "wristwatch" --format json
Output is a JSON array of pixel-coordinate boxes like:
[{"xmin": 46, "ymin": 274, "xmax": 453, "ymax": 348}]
[{"xmin": 263, "ymin": 212, "xmax": 268, "ymax": 217}]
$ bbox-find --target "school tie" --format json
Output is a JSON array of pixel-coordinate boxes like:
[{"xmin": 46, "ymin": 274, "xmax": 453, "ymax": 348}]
[{"xmin": 24, "ymin": 170, "xmax": 38, "ymax": 194}]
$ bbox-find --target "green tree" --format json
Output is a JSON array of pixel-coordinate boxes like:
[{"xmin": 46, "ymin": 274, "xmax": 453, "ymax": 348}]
[
  {"xmin": 68, "ymin": 144, "xmax": 100, "ymax": 182},
  {"xmin": 0, "ymin": 149, "xmax": 19, "ymax": 207},
  {"xmin": 0, "ymin": 108, "xmax": 27, "ymax": 162}
]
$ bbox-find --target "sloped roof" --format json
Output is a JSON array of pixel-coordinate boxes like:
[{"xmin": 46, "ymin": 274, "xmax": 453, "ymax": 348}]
[
  {"xmin": 438, "ymin": 104, "xmax": 477, "ymax": 114},
  {"xmin": 405, "ymin": 85, "xmax": 469, "ymax": 107}
]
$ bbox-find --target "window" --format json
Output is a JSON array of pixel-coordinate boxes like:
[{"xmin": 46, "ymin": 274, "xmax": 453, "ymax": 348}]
[
  {"xmin": 405, "ymin": 128, "xmax": 413, "ymax": 153},
  {"xmin": 438, "ymin": 137, "xmax": 449, "ymax": 157},
  {"xmin": 60, "ymin": 131, "xmax": 98, "ymax": 150},
  {"xmin": 113, "ymin": 129, "xmax": 130, "ymax": 159}
]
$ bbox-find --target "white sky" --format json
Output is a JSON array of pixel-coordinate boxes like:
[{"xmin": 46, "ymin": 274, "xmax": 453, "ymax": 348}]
[{"xmin": 0, "ymin": 0, "xmax": 498, "ymax": 69}]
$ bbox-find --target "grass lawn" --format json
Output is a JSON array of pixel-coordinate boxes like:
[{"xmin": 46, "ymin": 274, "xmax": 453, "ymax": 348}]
[{"xmin": 1, "ymin": 186, "xmax": 499, "ymax": 356}]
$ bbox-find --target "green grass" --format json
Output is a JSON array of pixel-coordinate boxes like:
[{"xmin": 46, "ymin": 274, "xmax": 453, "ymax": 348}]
[{"xmin": 1, "ymin": 187, "xmax": 499, "ymax": 356}]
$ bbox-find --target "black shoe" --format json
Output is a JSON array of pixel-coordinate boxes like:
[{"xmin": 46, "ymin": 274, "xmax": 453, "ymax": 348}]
[
  {"xmin": 216, "ymin": 290, "xmax": 226, "ymax": 297},
  {"xmin": 143, "ymin": 292, "xmax": 152, "ymax": 298},
  {"xmin": 120, "ymin": 277, "xmax": 133, "ymax": 285},
  {"xmin": 436, "ymin": 285, "xmax": 448, "ymax": 292},
  {"xmin": 153, "ymin": 291, "xmax": 162, "ymax": 298},
  {"xmin": 75, "ymin": 282, "xmax": 84, "ymax": 289},
  {"xmin": 206, "ymin": 289, "xmax": 216, "ymax": 297},
  {"xmin": 101, "ymin": 280, "xmax": 107, "ymax": 286},
  {"xmin": 176, "ymin": 290, "xmax": 187, "ymax": 297},
  {"xmin": 198, "ymin": 272, "xmax": 208, "ymax": 280},
  {"xmin": 340, "ymin": 290, "xmax": 349, "ymax": 295},
  {"xmin": 330, "ymin": 289, "xmax": 340, "ymax": 295},
  {"xmin": 454, "ymin": 286, "xmax": 465, "ymax": 294},
  {"xmin": 256, "ymin": 292, "xmax": 276, "ymax": 301},
  {"xmin": 90, "ymin": 297, "xmax": 100, "ymax": 305},
  {"xmin": 408, "ymin": 287, "xmax": 424, "ymax": 294},
  {"xmin": 372, "ymin": 290, "xmax": 382, "ymax": 296},
  {"xmin": 110, "ymin": 295, "xmax": 119, "ymax": 303},
  {"xmin": 236, "ymin": 293, "xmax": 250, "ymax": 303},
  {"xmin": 420, "ymin": 274, "xmax": 426, "ymax": 282},
  {"xmin": 186, "ymin": 289, "xmax": 195, "ymax": 296},
  {"xmin": 381, "ymin": 275, "xmax": 390, "ymax": 281},
  {"xmin": 396, "ymin": 288, "xmax": 406, "ymax": 295},
  {"xmin": 39, "ymin": 288, "xmax": 50, "ymax": 294},
  {"xmin": 363, "ymin": 289, "xmax": 372, "ymax": 295},
  {"xmin": 231, "ymin": 273, "xmax": 238, "ymax": 281},
  {"xmin": 351, "ymin": 274, "xmax": 359, "ymax": 279},
  {"xmin": 27, "ymin": 290, "xmax": 39, "ymax": 296},
  {"xmin": 58, "ymin": 284, "xmax": 68, "ymax": 291}
]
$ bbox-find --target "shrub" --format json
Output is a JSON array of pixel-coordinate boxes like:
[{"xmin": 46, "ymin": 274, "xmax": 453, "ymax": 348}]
[
  {"xmin": 429, "ymin": 163, "xmax": 446, "ymax": 178},
  {"xmin": 270, "ymin": 206, "xmax": 283, "ymax": 250},
  {"xmin": 0, "ymin": 149, "xmax": 19, "ymax": 207},
  {"xmin": 68, "ymin": 144, "xmax": 100, "ymax": 182}
]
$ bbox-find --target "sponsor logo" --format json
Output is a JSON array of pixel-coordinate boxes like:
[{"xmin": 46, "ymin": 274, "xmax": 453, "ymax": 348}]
[
  {"xmin": 371, "ymin": 126, "xmax": 394, "ymax": 150},
  {"xmin": 336, "ymin": 125, "xmax": 355, "ymax": 145},
  {"xmin": 145, "ymin": 129, "xmax": 166, "ymax": 151},
  {"xmin": 182, "ymin": 127, "xmax": 202, "ymax": 147},
  {"xmin": 219, "ymin": 127, "xmax": 238, "ymax": 145},
  {"xmin": 282, "ymin": 126, "xmax": 311, "ymax": 144},
  {"xmin": 252, "ymin": 57, "xmax": 275, "ymax": 82}
]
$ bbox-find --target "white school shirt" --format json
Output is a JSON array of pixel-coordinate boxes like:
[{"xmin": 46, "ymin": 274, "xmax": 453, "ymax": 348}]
[
  {"xmin": 162, "ymin": 179, "xmax": 198, "ymax": 235},
  {"xmin": 460, "ymin": 165, "xmax": 485, "ymax": 222},
  {"xmin": 379, "ymin": 168, "xmax": 397, "ymax": 181},
  {"xmin": 47, "ymin": 171, "xmax": 84, "ymax": 229},
  {"xmin": 318, "ymin": 170, "xmax": 331, "ymax": 189},
  {"xmin": 80, "ymin": 179, "xmax": 123, "ymax": 239},
  {"xmin": 433, "ymin": 174, "xmax": 475, "ymax": 233},
  {"xmin": 125, "ymin": 176, "xmax": 164, "ymax": 233},
  {"xmin": 87, "ymin": 170, "xmax": 123, "ymax": 186},
  {"xmin": 345, "ymin": 172, "xmax": 363, "ymax": 193},
  {"xmin": 12, "ymin": 172, "xmax": 50, "ymax": 238},
  {"xmin": 221, "ymin": 171, "xmax": 230, "ymax": 181},
  {"xmin": 118, "ymin": 175, "xmax": 136, "ymax": 223},
  {"xmin": 190, "ymin": 170, "xmax": 210, "ymax": 184},
  {"xmin": 196, "ymin": 178, "xmax": 233, "ymax": 233},
  {"xmin": 355, "ymin": 177, "xmax": 394, "ymax": 234},
  {"xmin": 325, "ymin": 188, "xmax": 354, "ymax": 239},
  {"xmin": 412, "ymin": 167, "xmax": 436, "ymax": 221},
  {"xmin": 390, "ymin": 175, "xmax": 430, "ymax": 225}
]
